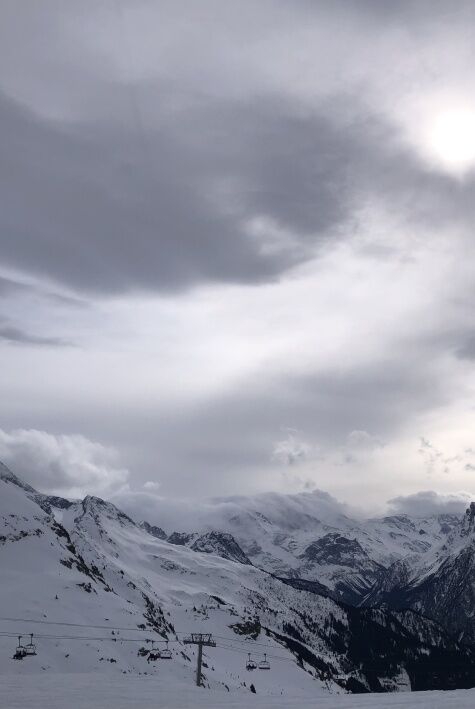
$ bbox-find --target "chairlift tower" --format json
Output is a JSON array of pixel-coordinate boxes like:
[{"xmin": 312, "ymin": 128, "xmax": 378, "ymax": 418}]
[{"xmin": 183, "ymin": 633, "xmax": 216, "ymax": 686}]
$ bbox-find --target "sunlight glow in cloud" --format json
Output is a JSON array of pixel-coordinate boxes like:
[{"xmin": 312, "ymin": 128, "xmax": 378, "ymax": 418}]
[{"xmin": 428, "ymin": 108, "xmax": 475, "ymax": 175}]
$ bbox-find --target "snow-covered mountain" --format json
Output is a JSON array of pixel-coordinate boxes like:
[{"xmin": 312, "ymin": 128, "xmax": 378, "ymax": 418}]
[
  {"xmin": 2, "ymin": 463, "xmax": 475, "ymax": 695},
  {"xmin": 138, "ymin": 487, "xmax": 475, "ymax": 644},
  {"xmin": 141, "ymin": 489, "xmax": 460, "ymax": 605},
  {"xmin": 363, "ymin": 502, "xmax": 475, "ymax": 644}
]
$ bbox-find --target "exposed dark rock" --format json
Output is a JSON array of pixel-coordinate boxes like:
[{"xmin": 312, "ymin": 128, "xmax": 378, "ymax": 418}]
[
  {"xmin": 140, "ymin": 521, "xmax": 167, "ymax": 540},
  {"xmin": 191, "ymin": 531, "xmax": 252, "ymax": 565},
  {"xmin": 167, "ymin": 531, "xmax": 197, "ymax": 546}
]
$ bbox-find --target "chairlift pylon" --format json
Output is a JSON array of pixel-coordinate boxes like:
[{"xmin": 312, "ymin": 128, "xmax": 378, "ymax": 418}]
[
  {"xmin": 246, "ymin": 652, "xmax": 257, "ymax": 670},
  {"xmin": 258, "ymin": 653, "xmax": 270, "ymax": 670}
]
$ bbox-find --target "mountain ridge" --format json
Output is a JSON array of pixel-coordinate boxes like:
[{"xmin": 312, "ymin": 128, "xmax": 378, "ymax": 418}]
[{"xmin": 2, "ymin": 462, "xmax": 475, "ymax": 694}]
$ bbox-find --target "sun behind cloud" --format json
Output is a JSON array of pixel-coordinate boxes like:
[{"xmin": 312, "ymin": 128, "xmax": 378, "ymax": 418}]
[{"xmin": 428, "ymin": 108, "xmax": 475, "ymax": 175}]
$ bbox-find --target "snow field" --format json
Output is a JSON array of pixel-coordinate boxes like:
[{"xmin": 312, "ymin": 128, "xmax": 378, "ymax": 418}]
[{"xmin": 0, "ymin": 674, "xmax": 474, "ymax": 709}]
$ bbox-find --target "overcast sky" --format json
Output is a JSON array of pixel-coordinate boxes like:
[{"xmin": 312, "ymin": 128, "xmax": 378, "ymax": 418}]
[{"xmin": 1, "ymin": 0, "xmax": 475, "ymax": 515}]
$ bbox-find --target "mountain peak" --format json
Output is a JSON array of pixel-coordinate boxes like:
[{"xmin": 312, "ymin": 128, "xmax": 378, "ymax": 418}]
[
  {"xmin": 191, "ymin": 531, "xmax": 252, "ymax": 565},
  {"xmin": 78, "ymin": 495, "xmax": 136, "ymax": 527},
  {"xmin": 140, "ymin": 520, "xmax": 167, "ymax": 540},
  {"xmin": 460, "ymin": 501, "xmax": 475, "ymax": 537},
  {"xmin": 0, "ymin": 461, "xmax": 37, "ymax": 494}
]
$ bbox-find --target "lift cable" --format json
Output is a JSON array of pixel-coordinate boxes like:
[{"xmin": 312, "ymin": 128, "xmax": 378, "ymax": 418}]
[{"xmin": 0, "ymin": 618, "xmax": 306, "ymax": 652}]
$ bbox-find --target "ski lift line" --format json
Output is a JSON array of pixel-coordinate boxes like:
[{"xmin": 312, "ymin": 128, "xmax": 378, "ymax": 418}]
[
  {"xmin": 214, "ymin": 643, "xmax": 293, "ymax": 664},
  {"xmin": 212, "ymin": 633, "xmax": 298, "ymax": 650},
  {"xmin": 0, "ymin": 627, "xmax": 364, "ymax": 665},
  {"xmin": 0, "ymin": 632, "xmax": 177, "ymax": 646},
  {"xmin": 34, "ymin": 634, "xmax": 179, "ymax": 643},
  {"xmin": 0, "ymin": 618, "xmax": 315, "ymax": 651},
  {"xmin": 217, "ymin": 644, "xmax": 289, "ymax": 665},
  {"xmin": 1, "ymin": 619, "xmax": 387, "ymax": 669},
  {"xmin": 0, "ymin": 616, "xmax": 236, "ymax": 638},
  {"xmin": 0, "ymin": 627, "xmax": 266, "ymax": 649},
  {"xmin": 0, "ymin": 617, "xmax": 297, "ymax": 647},
  {"xmin": 0, "ymin": 627, "xmax": 418, "ymax": 673},
  {"xmin": 0, "ymin": 616, "xmax": 168, "ymax": 633},
  {"xmin": 1, "ymin": 629, "xmax": 290, "ymax": 663},
  {"xmin": 0, "ymin": 622, "xmax": 312, "ymax": 659},
  {"xmin": 2, "ymin": 632, "xmax": 404, "ymax": 674},
  {"xmin": 215, "ymin": 639, "xmax": 290, "ymax": 660},
  {"xmin": 4, "ymin": 632, "xmax": 434, "ymax": 676},
  {"xmin": 1, "ymin": 632, "xmax": 182, "ymax": 644},
  {"xmin": 214, "ymin": 641, "xmax": 342, "ymax": 669},
  {"xmin": 1, "ymin": 629, "xmax": 294, "ymax": 660}
]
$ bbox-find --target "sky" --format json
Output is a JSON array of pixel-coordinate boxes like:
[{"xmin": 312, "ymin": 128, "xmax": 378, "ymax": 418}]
[{"xmin": 1, "ymin": 0, "xmax": 475, "ymax": 516}]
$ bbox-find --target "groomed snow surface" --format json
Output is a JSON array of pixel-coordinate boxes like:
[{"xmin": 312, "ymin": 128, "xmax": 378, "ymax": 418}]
[{"xmin": 0, "ymin": 674, "xmax": 474, "ymax": 709}]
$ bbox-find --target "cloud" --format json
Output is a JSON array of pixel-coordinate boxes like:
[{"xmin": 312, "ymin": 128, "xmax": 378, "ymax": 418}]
[
  {"xmin": 347, "ymin": 430, "xmax": 383, "ymax": 449},
  {"xmin": 339, "ymin": 429, "xmax": 384, "ymax": 466},
  {"xmin": 2, "ymin": 3, "xmax": 475, "ymax": 297},
  {"xmin": 387, "ymin": 490, "xmax": 474, "ymax": 517},
  {"xmin": 456, "ymin": 334, "xmax": 475, "ymax": 360},
  {"xmin": 0, "ymin": 428, "xmax": 129, "ymax": 497},
  {"xmin": 111, "ymin": 485, "xmax": 356, "ymax": 534},
  {"xmin": 2, "ymin": 1, "xmax": 475, "ymax": 510},
  {"xmin": 0, "ymin": 89, "xmax": 345, "ymax": 296},
  {"xmin": 114, "ymin": 486, "xmax": 471, "ymax": 535},
  {"xmin": 143, "ymin": 480, "xmax": 161, "ymax": 492},
  {"xmin": 0, "ymin": 320, "xmax": 71, "ymax": 347},
  {"xmin": 272, "ymin": 428, "xmax": 382, "ymax": 470},
  {"xmin": 0, "ymin": 274, "xmax": 86, "ymax": 306},
  {"xmin": 416, "ymin": 437, "xmax": 464, "ymax": 477},
  {"xmin": 82, "ymin": 350, "xmax": 449, "ymax": 500},
  {"xmin": 272, "ymin": 428, "xmax": 320, "ymax": 466}
]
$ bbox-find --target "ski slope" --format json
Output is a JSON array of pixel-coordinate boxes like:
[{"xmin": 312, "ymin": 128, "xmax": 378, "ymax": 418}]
[
  {"xmin": 2, "ymin": 467, "xmax": 475, "ymax": 700},
  {"xmin": 0, "ymin": 674, "xmax": 473, "ymax": 709}
]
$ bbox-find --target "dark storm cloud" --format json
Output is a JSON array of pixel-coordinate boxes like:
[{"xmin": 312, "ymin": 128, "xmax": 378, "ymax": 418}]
[
  {"xmin": 0, "ymin": 276, "xmax": 29, "ymax": 296},
  {"xmin": 0, "ymin": 83, "xmax": 366, "ymax": 294},
  {"xmin": 2, "ymin": 67, "xmax": 475, "ymax": 296},
  {"xmin": 0, "ymin": 89, "xmax": 343, "ymax": 295},
  {"xmin": 456, "ymin": 334, "xmax": 475, "ymax": 360},
  {"xmin": 0, "ymin": 320, "xmax": 71, "ymax": 347},
  {"xmin": 0, "ymin": 274, "xmax": 87, "ymax": 308},
  {"xmin": 293, "ymin": 0, "xmax": 475, "ymax": 35},
  {"xmin": 1, "ymin": 0, "xmax": 475, "ymax": 297}
]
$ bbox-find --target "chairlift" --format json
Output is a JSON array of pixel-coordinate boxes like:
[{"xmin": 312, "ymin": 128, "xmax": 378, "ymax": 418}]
[
  {"xmin": 148, "ymin": 641, "xmax": 161, "ymax": 662},
  {"xmin": 24, "ymin": 634, "xmax": 37, "ymax": 657},
  {"xmin": 258, "ymin": 653, "xmax": 270, "ymax": 670},
  {"xmin": 13, "ymin": 636, "xmax": 26, "ymax": 660},
  {"xmin": 159, "ymin": 641, "xmax": 172, "ymax": 660},
  {"xmin": 246, "ymin": 652, "xmax": 257, "ymax": 671}
]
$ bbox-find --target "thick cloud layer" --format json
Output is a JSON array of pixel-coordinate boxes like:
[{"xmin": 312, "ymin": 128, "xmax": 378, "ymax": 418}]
[
  {"xmin": 387, "ymin": 491, "xmax": 474, "ymax": 517},
  {"xmin": 0, "ymin": 429, "xmax": 129, "ymax": 498},
  {"xmin": 1, "ymin": 2, "xmax": 475, "ymax": 296},
  {"xmin": 1, "ymin": 1, "xmax": 475, "ymax": 506}
]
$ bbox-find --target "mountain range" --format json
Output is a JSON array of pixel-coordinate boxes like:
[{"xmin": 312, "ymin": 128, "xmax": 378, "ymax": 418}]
[{"xmin": 1, "ymin": 460, "xmax": 475, "ymax": 696}]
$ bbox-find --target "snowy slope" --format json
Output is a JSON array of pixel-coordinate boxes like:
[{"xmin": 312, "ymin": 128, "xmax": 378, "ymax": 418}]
[
  {"xmin": 2, "ymin": 465, "xmax": 475, "ymax": 697},
  {"xmin": 0, "ymin": 473, "xmax": 328, "ymax": 695},
  {"xmin": 2, "ymin": 674, "xmax": 475, "ymax": 709}
]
